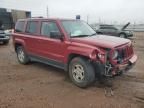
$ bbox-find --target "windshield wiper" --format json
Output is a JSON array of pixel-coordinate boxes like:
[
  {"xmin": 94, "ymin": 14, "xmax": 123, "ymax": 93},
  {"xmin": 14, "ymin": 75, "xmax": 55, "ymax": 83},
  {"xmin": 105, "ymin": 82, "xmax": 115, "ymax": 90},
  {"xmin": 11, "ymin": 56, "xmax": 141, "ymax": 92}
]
[
  {"xmin": 71, "ymin": 35, "xmax": 90, "ymax": 38},
  {"xmin": 89, "ymin": 33, "xmax": 97, "ymax": 36}
]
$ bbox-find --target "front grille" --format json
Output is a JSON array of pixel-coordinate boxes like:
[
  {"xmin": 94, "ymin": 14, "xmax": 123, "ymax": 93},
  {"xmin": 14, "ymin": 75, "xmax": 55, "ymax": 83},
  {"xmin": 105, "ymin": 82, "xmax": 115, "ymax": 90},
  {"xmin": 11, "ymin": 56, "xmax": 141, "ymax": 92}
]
[
  {"xmin": 0, "ymin": 34, "xmax": 5, "ymax": 38},
  {"xmin": 0, "ymin": 36, "xmax": 5, "ymax": 38},
  {"xmin": 117, "ymin": 44, "xmax": 133, "ymax": 60}
]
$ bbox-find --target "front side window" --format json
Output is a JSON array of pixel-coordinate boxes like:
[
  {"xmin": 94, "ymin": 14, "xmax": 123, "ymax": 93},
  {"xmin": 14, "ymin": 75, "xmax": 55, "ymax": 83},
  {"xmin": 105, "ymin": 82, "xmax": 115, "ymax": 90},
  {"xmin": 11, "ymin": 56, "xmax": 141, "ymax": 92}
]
[
  {"xmin": 26, "ymin": 21, "xmax": 38, "ymax": 34},
  {"xmin": 41, "ymin": 22, "xmax": 60, "ymax": 37},
  {"xmin": 61, "ymin": 20, "xmax": 96, "ymax": 37}
]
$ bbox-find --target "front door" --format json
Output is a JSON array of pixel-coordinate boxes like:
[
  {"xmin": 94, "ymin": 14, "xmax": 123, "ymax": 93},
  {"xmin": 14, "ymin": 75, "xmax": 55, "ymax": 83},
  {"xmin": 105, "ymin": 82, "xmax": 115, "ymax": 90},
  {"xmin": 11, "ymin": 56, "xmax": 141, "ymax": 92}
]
[{"xmin": 37, "ymin": 21, "xmax": 66, "ymax": 63}]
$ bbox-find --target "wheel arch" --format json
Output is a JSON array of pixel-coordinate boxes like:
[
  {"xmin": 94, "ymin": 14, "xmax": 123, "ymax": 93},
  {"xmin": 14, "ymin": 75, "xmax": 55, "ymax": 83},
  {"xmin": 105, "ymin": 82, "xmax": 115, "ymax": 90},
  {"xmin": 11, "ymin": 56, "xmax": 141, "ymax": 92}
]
[
  {"xmin": 65, "ymin": 53, "xmax": 90, "ymax": 72},
  {"xmin": 119, "ymin": 32, "xmax": 126, "ymax": 36},
  {"xmin": 14, "ymin": 38, "xmax": 26, "ymax": 52},
  {"xmin": 14, "ymin": 43, "xmax": 23, "ymax": 52},
  {"xmin": 68, "ymin": 53, "xmax": 89, "ymax": 64}
]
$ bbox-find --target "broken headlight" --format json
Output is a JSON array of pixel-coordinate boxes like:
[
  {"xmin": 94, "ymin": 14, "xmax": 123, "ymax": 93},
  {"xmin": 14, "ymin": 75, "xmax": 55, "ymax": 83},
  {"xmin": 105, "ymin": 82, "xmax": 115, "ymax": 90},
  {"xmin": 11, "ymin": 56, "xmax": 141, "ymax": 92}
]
[{"xmin": 112, "ymin": 50, "xmax": 118, "ymax": 59}]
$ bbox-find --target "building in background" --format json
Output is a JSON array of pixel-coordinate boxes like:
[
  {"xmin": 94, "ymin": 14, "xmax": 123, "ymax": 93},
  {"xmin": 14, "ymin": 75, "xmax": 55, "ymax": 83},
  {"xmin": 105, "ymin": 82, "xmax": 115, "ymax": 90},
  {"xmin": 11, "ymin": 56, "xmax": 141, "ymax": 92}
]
[{"xmin": 0, "ymin": 8, "xmax": 31, "ymax": 29}]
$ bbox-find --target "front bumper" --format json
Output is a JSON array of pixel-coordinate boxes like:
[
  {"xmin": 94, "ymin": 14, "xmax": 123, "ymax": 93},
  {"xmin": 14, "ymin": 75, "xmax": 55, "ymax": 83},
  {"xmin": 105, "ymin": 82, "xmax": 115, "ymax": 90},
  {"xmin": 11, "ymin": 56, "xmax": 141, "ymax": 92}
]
[
  {"xmin": 112, "ymin": 54, "xmax": 137, "ymax": 75},
  {"xmin": 127, "ymin": 33, "xmax": 133, "ymax": 37},
  {"xmin": 0, "ymin": 34, "xmax": 10, "ymax": 41}
]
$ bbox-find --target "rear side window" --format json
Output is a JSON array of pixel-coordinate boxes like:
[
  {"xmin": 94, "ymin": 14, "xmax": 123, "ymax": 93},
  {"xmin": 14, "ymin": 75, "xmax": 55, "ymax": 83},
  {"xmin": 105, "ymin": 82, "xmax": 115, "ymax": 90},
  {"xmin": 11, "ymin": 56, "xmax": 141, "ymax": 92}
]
[
  {"xmin": 26, "ymin": 21, "xmax": 38, "ymax": 34},
  {"xmin": 108, "ymin": 27, "xmax": 117, "ymax": 30},
  {"xmin": 100, "ymin": 26, "xmax": 116, "ymax": 30},
  {"xmin": 15, "ymin": 21, "xmax": 25, "ymax": 32}
]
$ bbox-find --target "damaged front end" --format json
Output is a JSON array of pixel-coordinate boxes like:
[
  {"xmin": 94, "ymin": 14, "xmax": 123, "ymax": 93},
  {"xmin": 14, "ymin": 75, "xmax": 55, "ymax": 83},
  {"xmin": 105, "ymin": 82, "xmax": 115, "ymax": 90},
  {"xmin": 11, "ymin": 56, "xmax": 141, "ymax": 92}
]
[{"xmin": 94, "ymin": 43, "xmax": 137, "ymax": 77}]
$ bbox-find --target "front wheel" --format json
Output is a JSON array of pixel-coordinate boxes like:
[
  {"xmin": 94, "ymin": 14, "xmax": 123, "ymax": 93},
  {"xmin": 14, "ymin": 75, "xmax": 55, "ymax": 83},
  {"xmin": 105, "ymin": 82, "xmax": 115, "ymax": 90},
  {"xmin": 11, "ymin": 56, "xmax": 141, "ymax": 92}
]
[
  {"xmin": 69, "ymin": 57, "xmax": 95, "ymax": 88},
  {"xmin": 119, "ymin": 33, "xmax": 126, "ymax": 38}
]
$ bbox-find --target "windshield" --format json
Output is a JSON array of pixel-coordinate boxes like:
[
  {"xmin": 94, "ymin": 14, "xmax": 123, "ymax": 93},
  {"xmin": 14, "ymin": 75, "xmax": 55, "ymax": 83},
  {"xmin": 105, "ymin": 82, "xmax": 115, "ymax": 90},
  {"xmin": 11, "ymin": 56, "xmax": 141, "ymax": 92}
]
[{"xmin": 61, "ymin": 20, "xmax": 96, "ymax": 37}]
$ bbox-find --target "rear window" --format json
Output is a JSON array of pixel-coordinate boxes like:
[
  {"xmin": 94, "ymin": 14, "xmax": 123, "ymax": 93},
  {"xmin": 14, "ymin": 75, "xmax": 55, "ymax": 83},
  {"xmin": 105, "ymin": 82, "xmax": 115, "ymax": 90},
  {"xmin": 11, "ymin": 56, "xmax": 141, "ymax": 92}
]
[
  {"xmin": 15, "ymin": 21, "xmax": 25, "ymax": 32},
  {"xmin": 26, "ymin": 21, "xmax": 38, "ymax": 34}
]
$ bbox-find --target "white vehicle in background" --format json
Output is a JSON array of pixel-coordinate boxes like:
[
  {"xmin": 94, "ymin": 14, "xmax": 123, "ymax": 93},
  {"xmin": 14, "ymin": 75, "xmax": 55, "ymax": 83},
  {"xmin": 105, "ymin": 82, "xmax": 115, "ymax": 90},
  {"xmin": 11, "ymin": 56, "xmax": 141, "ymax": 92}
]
[{"xmin": 0, "ymin": 28, "xmax": 11, "ymax": 45}]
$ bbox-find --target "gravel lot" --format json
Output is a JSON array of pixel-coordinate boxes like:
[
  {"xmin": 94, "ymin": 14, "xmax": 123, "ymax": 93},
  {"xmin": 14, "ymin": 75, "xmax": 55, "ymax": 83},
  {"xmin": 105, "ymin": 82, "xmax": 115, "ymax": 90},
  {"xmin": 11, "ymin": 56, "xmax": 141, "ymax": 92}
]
[{"xmin": 0, "ymin": 32, "xmax": 144, "ymax": 108}]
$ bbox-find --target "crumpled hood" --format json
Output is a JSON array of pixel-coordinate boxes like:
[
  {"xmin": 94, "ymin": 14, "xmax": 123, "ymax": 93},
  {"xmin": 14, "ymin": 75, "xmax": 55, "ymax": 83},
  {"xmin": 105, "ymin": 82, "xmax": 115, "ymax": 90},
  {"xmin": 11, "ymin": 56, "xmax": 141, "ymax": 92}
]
[{"xmin": 70, "ymin": 35, "xmax": 130, "ymax": 49}]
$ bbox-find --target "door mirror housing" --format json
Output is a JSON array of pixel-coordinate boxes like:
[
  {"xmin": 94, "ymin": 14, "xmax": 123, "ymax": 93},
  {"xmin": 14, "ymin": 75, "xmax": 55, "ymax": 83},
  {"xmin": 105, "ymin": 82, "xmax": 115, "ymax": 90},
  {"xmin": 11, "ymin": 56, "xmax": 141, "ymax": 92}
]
[{"xmin": 50, "ymin": 31, "xmax": 63, "ymax": 40}]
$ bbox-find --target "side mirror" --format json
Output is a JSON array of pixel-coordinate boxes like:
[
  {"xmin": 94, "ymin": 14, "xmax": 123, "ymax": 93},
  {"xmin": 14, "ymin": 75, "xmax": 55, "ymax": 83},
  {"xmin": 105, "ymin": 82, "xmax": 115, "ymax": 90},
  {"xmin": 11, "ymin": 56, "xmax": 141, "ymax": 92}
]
[{"xmin": 50, "ymin": 31, "xmax": 63, "ymax": 40}]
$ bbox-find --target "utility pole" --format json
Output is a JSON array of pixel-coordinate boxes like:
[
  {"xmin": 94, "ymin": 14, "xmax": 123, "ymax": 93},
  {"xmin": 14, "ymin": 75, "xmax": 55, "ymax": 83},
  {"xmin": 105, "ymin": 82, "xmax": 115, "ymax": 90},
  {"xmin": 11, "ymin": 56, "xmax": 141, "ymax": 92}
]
[
  {"xmin": 46, "ymin": 6, "xmax": 49, "ymax": 18},
  {"xmin": 99, "ymin": 17, "xmax": 101, "ymax": 24},
  {"xmin": 87, "ymin": 14, "xmax": 89, "ymax": 24},
  {"xmin": 133, "ymin": 21, "xmax": 136, "ymax": 31}
]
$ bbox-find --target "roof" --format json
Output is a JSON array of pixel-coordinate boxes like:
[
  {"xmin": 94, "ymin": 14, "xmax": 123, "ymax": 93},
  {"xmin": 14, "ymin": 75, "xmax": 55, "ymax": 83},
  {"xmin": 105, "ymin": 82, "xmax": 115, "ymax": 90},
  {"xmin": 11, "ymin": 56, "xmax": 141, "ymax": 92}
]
[
  {"xmin": 99, "ymin": 24, "xmax": 113, "ymax": 26},
  {"xmin": 17, "ymin": 17, "xmax": 77, "ymax": 22}
]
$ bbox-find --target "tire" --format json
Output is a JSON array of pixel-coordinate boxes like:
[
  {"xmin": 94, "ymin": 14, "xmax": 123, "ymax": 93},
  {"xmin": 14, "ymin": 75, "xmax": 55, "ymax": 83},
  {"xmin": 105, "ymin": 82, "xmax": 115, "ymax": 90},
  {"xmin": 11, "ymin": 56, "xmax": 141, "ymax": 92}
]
[
  {"xmin": 69, "ymin": 57, "xmax": 95, "ymax": 88},
  {"xmin": 16, "ymin": 46, "xmax": 29, "ymax": 64},
  {"xmin": 119, "ymin": 33, "xmax": 126, "ymax": 38},
  {"xmin": 3, "ymin": 40, "xmax": 9, "ymax": 45},
  {"xmin": 92, "ymin": 63, "xmax": 113, "ymax": 87},
  {"xmin": 97, "ymin": 32, "xmax": 103, "ymax": 35}
]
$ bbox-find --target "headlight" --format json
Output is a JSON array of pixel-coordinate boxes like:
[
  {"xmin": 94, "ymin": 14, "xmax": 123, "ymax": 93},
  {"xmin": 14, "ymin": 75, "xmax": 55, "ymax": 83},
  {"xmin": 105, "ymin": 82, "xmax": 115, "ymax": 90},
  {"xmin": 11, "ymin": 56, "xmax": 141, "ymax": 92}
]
[
  {"xmin": 112, "ymin": 50, "xmax": 118, "ymax": 59},
  {"xmin": 97, "ymin": 53, "xmax": 102, "ymax": 58},
  {"xmin": 126, "ymin": 31, "xmax": 131, "ymax": 34},
  {"xmin": 89, "ymin": 51, "xmax": 97, "ymax": 59},
  {"xmin": 5, "ymin": 36, "xmax": 9, "ymax": 38},
  {"xmin": 97, "ymin": 53, "xmax": 105, "ymax": 59}
]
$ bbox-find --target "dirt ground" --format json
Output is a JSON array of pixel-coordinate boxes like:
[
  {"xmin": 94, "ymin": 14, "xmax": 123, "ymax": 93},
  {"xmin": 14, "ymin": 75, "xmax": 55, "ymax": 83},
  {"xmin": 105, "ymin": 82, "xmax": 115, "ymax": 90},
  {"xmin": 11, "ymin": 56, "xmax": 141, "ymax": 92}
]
[{"xmin": 0, "ymin": 32, "xmax": 144, "ymax": 108}]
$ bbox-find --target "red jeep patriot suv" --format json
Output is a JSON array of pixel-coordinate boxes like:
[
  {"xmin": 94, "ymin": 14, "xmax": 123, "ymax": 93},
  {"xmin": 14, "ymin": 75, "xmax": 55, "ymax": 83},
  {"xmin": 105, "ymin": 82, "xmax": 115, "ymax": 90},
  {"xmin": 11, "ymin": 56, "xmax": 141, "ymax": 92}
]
[{"xmin": 12, "ymin": 18, "xmax": 137, "ymax": 88}]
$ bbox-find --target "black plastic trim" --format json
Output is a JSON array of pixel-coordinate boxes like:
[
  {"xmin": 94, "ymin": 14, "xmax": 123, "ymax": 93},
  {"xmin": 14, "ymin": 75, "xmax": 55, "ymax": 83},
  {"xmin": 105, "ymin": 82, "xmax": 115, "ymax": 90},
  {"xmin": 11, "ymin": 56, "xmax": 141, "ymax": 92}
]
[{"xmin": 29, "ymin": 54, "xmax": 67, "ymax": 71}]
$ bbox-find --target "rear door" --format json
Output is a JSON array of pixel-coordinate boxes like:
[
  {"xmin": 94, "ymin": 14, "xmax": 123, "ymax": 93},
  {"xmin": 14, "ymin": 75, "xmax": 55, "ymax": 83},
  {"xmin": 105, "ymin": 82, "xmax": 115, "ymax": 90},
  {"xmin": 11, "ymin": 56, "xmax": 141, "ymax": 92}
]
[
  {"xmin": 99, "ymin": 26, "xmax": 109, "ymax": 34},
  {"xmin": 24, "ymin": 20, "xmax": 40, "ymax": 55}
]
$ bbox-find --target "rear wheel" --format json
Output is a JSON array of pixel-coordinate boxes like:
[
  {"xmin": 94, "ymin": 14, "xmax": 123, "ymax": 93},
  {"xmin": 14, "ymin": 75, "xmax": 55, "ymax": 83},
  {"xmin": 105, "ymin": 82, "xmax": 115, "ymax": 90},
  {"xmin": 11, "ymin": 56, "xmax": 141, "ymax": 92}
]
[
  {"xmin": 16, "ymin": 46, "xmax": 29, "ymax": 64},
  {"xmin": 69, "ymin": 57, "xmax": 95, "ymax": 88}
]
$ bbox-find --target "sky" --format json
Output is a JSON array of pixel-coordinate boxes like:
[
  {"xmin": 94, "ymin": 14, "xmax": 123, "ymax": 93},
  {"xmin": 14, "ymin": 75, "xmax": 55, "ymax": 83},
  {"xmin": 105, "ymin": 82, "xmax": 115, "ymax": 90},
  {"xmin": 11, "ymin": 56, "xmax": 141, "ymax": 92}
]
[{"xmin": 0, "ymin": 0, "xmax": 144, "ymax": 24}]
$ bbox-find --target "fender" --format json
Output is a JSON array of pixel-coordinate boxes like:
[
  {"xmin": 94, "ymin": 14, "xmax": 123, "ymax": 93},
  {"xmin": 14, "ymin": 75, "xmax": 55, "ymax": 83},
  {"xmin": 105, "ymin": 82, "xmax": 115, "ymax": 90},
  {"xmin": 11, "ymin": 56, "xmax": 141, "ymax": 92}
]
[{"xmin": 64, "ymin": 42, "xmax": 104, "ymax": 63}]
